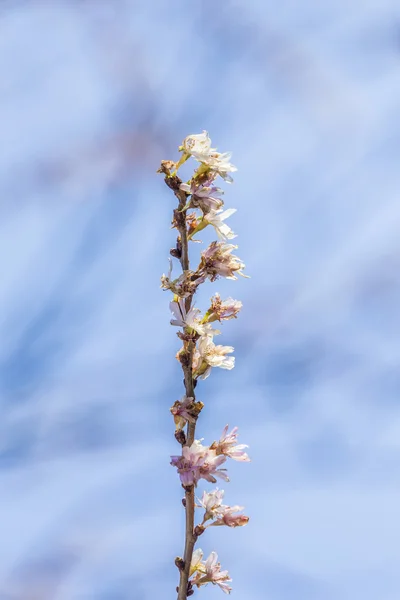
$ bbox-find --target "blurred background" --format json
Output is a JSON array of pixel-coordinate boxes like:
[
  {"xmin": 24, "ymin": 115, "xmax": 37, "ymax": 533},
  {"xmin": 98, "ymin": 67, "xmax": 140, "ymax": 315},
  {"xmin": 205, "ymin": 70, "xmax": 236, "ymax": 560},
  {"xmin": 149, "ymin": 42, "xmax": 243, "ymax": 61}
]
[{"xmin": 1, "ymin": 1, "xmax": 400, "ymax": 598}]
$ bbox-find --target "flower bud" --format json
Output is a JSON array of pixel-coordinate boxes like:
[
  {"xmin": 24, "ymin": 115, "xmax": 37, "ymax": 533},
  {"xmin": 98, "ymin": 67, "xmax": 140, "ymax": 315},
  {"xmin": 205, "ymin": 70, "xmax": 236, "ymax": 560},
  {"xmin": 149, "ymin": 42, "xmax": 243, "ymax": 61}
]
[
  {"xmin": 175, "ymin": 557, "xmax": 185, "ymax": 571},
  {"xmin": 194, "ymin": 524, "xmax": 205, "ymax": 537}
]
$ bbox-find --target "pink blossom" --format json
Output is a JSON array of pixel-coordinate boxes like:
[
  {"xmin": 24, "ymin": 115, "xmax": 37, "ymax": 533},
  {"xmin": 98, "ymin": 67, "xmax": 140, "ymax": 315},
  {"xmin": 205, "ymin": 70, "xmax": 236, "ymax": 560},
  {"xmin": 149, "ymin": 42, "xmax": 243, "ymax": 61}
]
[
  {"xmin": 199, "ymin": 242, "xmax": 247, "ymax": 281},
  {"xmin": 198, "ymin": 451, "xmax": 229, "ymax": 485},
  {"xmin": 191, "ymin": 551, "xmax": 232, "ymax": 594},
  {"xmin": 170, "ymin": 396, "xmax": 197, "ymax": 431},
  {"xmin": 170, "ymin": 441, "xmax": 229, "ymax": 487},
  {"xmin": 180, "ymin": 182, "xmax": 224, "ymax": 213},
  {"xmin": 210, "ymin": 425, "xmax": 250, "ymax": 462},
  {"xmin": 197, "ymin": 489, "xmax": 249, "ymax": 528},
  {"xmin": 208, "ymin": 293, "xmax": 242, "ymax": 321},
  {"xmin": 209, "ymin": 505, "xmax": 249, "ymax": 528}
]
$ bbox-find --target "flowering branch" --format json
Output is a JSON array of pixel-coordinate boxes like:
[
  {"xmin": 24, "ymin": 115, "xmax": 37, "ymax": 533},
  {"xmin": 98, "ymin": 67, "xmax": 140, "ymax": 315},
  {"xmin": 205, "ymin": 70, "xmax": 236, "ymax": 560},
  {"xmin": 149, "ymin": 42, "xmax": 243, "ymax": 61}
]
[{"xmin": 158, "ymin": 131, "xmax": 250, "ymax": 599}]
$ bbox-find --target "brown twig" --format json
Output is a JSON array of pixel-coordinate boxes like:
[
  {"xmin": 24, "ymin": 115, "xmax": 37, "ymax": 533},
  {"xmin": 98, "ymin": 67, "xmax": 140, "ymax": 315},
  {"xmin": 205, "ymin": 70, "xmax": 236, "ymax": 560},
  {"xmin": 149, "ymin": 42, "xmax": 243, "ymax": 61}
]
[{"xmin": 160, "ymin": 163, "xmax": 198, "ymax": 600}]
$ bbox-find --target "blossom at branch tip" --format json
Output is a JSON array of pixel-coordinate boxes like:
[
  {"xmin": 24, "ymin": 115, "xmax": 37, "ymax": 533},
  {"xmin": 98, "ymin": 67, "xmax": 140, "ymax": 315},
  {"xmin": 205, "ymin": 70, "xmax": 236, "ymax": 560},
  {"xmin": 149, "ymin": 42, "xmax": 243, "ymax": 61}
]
[
  {"xmin": 210, "ymin": 425, "xmax": 250, "ymax": 462},
  {"xmin": 179, "ymin": 131, "xmax": 237, "ymax": 183},
  {"xmin": 180, "ymin": 182, "xmax": 224, "ymax": 213},
  {"xmin": 170, "ymin": 440, "xmax": 229, "ymax": 487},
  {"xmin": 190, "ymin": 551, "xmax": 232, "ymax": 594},
  {"xmin": 199, "ymin": 242, "xmax": 247, "ymax": 281},
  {"xmin": 181, "ymin": 131, "xmax": 215, "ymax": 158},
  {"xmin": 207, "ymin": 293, "xmax": 243, "ymax": 322},
  {"xmin": 170, "ymin": 396, "xmax": 203, "ymax": 431},
  {"xmin": 192, "ymin": 336, "xmax": 235, "ymax": 380}
]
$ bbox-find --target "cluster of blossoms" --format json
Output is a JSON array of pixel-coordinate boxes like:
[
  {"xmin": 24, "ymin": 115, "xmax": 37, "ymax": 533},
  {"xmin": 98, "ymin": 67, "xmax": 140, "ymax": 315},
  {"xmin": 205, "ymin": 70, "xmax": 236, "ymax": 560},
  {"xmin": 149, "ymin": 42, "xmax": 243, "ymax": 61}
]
[
  {"xmin": 170, "ymin": 425, "xmax": 249, "ymax": 488},
  {"xmin": 177, "ymin": 130, "xmax": 238, "ymax": 184},
  {"xmin": 189, "ymin": 550, "xmax": 233, "ymax": 595},
  {"xmin": 159, "ymin": 132, "xmax": 249, "ymax": 598}
]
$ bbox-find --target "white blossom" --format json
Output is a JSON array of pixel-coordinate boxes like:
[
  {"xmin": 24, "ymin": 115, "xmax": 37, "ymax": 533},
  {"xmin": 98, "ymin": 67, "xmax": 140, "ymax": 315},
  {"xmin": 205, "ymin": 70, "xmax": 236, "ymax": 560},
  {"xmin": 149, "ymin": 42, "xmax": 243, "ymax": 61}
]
[
  {"xmin": 181, "ymin": 131, "xmax": 215, "ymax": 159},
  {"xmin": 193, "ymin": 335, "xmax": 235, "ymax": 379},
  {"xmin": 191, "ymin": 551, "xmax": 232, "ymax": 594},
  {"xmin": 180, "ymin": 131, "xmax": 237, "ymax": 182},
  {"xmin": 190, "ymin": 548, "xmax": 205, "ymax": 576},
  {"xmin": 204, "ymin": 208, "xmax": 237, "ymax": 240},
  {"xmin": 201, "ymin": 152, "xmax": 237, "ymax": 183},
  {"xmin": 170, "ymin": 298, "xmax": 206, "ymax": 335},
  {"xmin": 196, "ymin": 489, "xmax": 225, "ymax": 521}
]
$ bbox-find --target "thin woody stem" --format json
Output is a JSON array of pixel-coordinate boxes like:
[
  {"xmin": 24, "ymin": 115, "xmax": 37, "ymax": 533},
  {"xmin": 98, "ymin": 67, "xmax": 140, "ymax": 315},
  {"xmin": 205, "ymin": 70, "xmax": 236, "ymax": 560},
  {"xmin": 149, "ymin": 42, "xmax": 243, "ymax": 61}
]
[
  {"xmin": 177, "ymin": 385, "xmax": 197, "ymax": 600},
  {"xmin": 176, "ymin": 181, "xmax": 193, "ymax": 315},
  {"xmin": 179, "ymin": 208, "xmax": 190, "ymax": 272},
  {"xmin": 160, "ymin": 165, "xmax": 198, "ymax": 600},
  {"xmin": 177, "ymin": 202, "xmax": 197, "ymax": 600}
]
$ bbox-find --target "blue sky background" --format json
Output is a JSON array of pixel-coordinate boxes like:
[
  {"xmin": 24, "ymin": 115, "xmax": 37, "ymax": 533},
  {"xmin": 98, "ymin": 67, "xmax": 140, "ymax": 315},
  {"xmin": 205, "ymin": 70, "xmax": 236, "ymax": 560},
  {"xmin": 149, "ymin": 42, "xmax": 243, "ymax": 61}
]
[{"xmin": 1, "ymin": 1, "xmax": 400, "ymax": 598}]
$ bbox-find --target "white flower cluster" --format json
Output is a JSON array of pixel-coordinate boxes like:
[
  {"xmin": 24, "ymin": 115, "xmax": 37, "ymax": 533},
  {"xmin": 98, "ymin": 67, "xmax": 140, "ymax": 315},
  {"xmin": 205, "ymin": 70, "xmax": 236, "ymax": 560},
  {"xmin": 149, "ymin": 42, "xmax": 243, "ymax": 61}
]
[
  {"xmin": 166, "ymin": 131, "xmax": 248, "ymax": 382},
  {"xmin": 180, "ymin": 130, "xmax": 237, "ymax": 183},
  {"xmin": 177, "ymin": 131, "xmax": 239, "ymax": 242}
]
